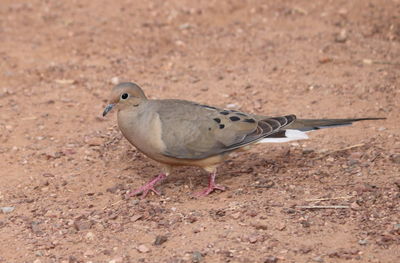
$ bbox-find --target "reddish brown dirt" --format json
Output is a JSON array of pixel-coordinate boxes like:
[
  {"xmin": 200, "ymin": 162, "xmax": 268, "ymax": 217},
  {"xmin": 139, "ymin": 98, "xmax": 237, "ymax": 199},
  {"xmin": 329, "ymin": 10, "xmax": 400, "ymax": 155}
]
[{"xmin": 0, "ymin": 1, "xmax": 399, "ymax": 262}]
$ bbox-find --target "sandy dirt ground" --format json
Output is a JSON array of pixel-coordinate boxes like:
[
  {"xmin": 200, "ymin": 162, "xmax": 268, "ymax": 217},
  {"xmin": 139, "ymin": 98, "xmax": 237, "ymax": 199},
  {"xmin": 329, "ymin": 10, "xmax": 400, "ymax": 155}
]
[{"xmin": 0, "ymin": 0, "xmax": 399, "ymax": 262}]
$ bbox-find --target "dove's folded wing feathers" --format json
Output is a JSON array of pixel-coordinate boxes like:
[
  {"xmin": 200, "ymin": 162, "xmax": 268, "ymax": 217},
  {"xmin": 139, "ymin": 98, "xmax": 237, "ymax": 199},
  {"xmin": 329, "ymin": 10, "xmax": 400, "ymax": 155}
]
[{"xmin": 152, "ymin": 100, "xmax": 295, "ymax": 159}]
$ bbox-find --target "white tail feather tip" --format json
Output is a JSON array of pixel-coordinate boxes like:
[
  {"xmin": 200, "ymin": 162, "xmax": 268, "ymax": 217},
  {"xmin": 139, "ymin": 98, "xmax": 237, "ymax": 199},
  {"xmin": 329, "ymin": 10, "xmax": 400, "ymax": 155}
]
[{"xmin": 258, "ymin": 129, "xmax": 309, "ymax": 143}]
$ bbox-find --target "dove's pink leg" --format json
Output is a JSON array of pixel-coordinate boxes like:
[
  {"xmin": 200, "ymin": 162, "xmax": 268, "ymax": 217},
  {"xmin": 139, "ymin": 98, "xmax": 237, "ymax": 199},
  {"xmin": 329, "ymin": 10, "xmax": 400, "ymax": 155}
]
[
  {"xmin": 127, "ymin": 173, "xmax": 167, "ymax": 198},
  {"xmin": 195, "ymin": 172, "xmax": 226, "ymax": 197}
]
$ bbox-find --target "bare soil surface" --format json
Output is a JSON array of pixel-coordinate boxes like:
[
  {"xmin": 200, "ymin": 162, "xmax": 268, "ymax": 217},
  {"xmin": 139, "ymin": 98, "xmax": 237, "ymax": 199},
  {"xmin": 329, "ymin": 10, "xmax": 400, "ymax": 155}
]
[{"xmin": 0, "ymin": 1, "xmax": 399, "ymax": 262}]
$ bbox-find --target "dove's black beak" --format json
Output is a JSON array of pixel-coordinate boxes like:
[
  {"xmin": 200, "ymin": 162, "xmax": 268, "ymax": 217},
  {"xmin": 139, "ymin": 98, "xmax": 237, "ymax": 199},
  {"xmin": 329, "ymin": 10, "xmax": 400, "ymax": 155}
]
[{"xmin": 103, "ymin": 104, "xmax": 115, "ymax": 117}]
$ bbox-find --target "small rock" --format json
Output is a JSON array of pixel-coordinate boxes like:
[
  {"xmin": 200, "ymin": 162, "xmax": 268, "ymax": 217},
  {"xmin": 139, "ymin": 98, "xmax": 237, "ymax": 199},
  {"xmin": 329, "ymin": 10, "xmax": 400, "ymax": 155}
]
[
  {"xmin": 110, "ymin": 77, "xmax": 120, "ymax": 85},
  {"xmin": 0, "ymin": 206, "xmax": 15, "ymax": 213},
  {"xmin": 318, "ymin": 57, "xmax": 333, "ymax": 64},
  {"xmin": 131, "ymin": 199, "xmax": 140, "ymax": 206},
  {"xmin": 130, "ymin": 214, "xmax": 142, "ymax": 222},
  {"xmin": 362, "ymin": 59, "xmax": 373, "ymax": 65},
  {"xmin": 264, "ymin": 256, "xmax": 278, "ymax": 263},
  {"xmin": 106, "ymin": 184, "xmax": 126, "ymax": 194},
  {"xmin": 248, "ymin": 235, "xmax": 258, "ymax": 243},
  {"xmin": 84, "ymin": 249, "xmax": 95, "ymax": 258},
  {"xmin": 179, "ymin": 23, "xmax": 191, "ymax": 30},
  {"xmin": 354, "ymin": 183, "xmax": 375, "ymax": 194},
  {"xmin": 154, "ymin": 235, "xmax": 168, "ymax": 246},
  {"xmin": 300, "ymin": 220, "xmax": 311, "ymax": 228},
  {"xmin": 348, "ymin": 159, "xmax": 359, "ymax": 166},
  {"xmin": 276, "ymin": 222, "xmax": 286, "ymax": 231},
  {"xmin": 42, "ymin": 148, "xmax": 64, "ymax": 159},
  {"xmin": 33, "ymin": 259, "xmax": 42, "ymax": 263},
  {"xmin": 299, "ymin": 246, "xmax": 312, "ymax": 254},
  {"xmin": 349, "ymin": 151, "xmax": 362, "ymax": 159},
  {"xmin": 68, "ymin": 256, "xmax": 78, "ymax": 263},
  {"xmin": 358, "ymin": 239, "xmax": 368, "ymax": 245},
  {"xmin": 226, "ymin": 103, "xmax": 239, "ymax": 109},
  {"xmin": 335, "ymin": 29, "xmax": 347, "ymax": 43},
  {"xmin": 86, "ymin": 137, "xmax": 103, "ymax": 146},
  {"xmin": 247, "ymin": 210, "xmax": 258, "ymax": 217},
  {"xmin": 85, "ymin": 232, "xmax": 95, "ymax": 241},
  {"xmin": 312, "ymin": 256, "xmax": 324, "ymax": 262},
  {"xmin": 31, "ymin": 221, "xmax": 43, "ymax": 235},
  {"xmin": 350, "ymin": 202, "xmax": 361, "ymax": 210},
  {"xmin": 390, "ymin": 154, "xmax": 400, "ymax": 164},
  {"xmin": 186, "ymin": 215, "xmax": 198, "ymax": 223},
  {"xmin": 326, "ymin": 157, "xmax": 335, "ymax": 162},
  {"xmin": 137, "ymin": 244, "xmax": 150, "ymax": 253},
  {"xmin": 73, "ymin": 220, "xmax": 93, "ymax": 231},
  {"xmin": 192, "ymin": 251, "xmax": 203, "ymax": 262},
  {"xmin": 231, "ymin": 212, "xmax": 241, "ymax": 219},
  {"xmin": 251, "ymin": 222, "xmax": 268, "ymax": 230},
  {"xmin": 338, "ymin": 8, "xmax": 348, "ymax": 15},
  {"xmin": 55, "ymin": 79, "xmax": 75, "ymax": 85},
  {"xmin": 108, "ymin": 257, "xmax": 123, "ymax": 263}
]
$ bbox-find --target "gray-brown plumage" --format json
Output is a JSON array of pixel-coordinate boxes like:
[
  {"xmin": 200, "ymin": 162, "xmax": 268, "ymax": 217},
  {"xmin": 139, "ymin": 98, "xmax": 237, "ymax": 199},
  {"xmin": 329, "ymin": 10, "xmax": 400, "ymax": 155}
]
[{"xmin": 102, "ymin": 82, "xmax": 385, "ymax": 197}]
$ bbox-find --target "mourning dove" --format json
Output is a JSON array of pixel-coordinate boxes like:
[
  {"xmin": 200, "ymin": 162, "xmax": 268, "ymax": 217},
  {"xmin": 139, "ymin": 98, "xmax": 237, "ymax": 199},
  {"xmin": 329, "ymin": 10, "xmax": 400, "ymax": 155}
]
[{"xmin": 103, "ymin": 82, "xmax": 385, "ymax": 197}]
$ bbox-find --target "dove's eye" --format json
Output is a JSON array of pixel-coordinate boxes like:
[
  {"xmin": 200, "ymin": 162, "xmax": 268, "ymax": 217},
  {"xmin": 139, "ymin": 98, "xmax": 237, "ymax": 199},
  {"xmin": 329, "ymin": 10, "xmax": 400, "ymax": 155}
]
[{"xmin": 121, "ymin": 93, "xmax": 129, "ymax": 100}]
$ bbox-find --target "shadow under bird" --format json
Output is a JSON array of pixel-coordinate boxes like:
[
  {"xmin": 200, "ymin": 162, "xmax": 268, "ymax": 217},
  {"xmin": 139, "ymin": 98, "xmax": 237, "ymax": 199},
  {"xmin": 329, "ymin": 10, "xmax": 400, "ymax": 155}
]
[{"xmin": 102, "ymin": 82, "xmax": 385, "ymax": 197}]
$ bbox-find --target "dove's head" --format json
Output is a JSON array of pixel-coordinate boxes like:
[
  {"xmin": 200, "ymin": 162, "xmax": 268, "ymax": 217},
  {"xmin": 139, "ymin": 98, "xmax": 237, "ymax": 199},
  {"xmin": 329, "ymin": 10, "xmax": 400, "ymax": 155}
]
[{"xmin": 103, "ymin": 82, "xmax": 147, "ymax": 116}]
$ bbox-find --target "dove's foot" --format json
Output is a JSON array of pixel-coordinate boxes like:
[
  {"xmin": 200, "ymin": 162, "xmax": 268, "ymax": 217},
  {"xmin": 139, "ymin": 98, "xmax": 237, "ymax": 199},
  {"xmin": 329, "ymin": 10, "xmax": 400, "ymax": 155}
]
[
  {"xmin": 194, "ymin": 172, "xmax": 226, "ymax": 197},
  {"xmin": 127, "ymin": 173, "xmax": 167, "ymax": 198}
]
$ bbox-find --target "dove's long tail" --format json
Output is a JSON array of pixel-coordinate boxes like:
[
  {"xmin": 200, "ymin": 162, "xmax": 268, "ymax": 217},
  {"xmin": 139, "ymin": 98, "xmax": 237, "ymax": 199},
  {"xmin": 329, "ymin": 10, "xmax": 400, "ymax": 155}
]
[{"xmin": 258, "ymin": 117, "xmax": 385, "ymax": 143}]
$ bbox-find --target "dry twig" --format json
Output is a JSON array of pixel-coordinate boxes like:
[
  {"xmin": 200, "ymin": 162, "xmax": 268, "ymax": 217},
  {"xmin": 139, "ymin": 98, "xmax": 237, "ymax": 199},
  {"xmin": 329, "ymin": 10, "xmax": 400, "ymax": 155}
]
[
  {"xmin": 296, "ymin": 205, "xmax": 350, "ymax": 209},
  {"xmin": 305, "ymin": 196, "xmax": 353, "ymax": 202},
  {"xmin": 313, "ymin": 143, "xmax": 365, "ymax": 160}
]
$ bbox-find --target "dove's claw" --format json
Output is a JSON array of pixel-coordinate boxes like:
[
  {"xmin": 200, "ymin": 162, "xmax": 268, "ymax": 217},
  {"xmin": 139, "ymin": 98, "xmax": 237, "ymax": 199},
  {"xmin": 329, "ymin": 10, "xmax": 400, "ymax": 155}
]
[
  {"xmin": 127, "ymin": 173, "xmax": 167, "ymax": 198},
  {"xmin": 194, "ymin": 172, "xmax": 225, "ymax": 197}
]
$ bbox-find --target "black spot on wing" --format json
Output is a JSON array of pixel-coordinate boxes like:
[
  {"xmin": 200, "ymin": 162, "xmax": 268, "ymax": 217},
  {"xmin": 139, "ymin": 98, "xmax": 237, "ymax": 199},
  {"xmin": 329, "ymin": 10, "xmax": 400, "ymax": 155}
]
[
  {"xmin": 236, "ymin": 112, "xmax": 247, "ymax": 116},
  {"xmin": 213, "ymin": 118, "xmax": 221, "ymax": 123},
  {"xmin": 200, "ymin": 105, "xmax": 217, "ymax": 110},
  {"xmin": 220, "ymin": 111, "xmax": 229, "ymax": 115},
  {"xmin": 219, "ymin": 124, "xmax": 225, "ymax": 129},
  {"xmin": 229, "ymin": 116, "xmax": 240, "ymax": 121},
  {"xmin": 244, "ymin": 118, "xmax": 256, "ymax": 123}
]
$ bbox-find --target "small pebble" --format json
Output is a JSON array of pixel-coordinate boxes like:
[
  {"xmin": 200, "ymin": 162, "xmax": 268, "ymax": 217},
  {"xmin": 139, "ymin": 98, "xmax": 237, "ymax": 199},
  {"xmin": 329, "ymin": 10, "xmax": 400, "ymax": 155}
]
[
  {"xmin": 313, "ymin": 256, "xmax": 324, "ymax": 262},
  {"xmin": 350, "ymin": 202, "xmax": 361, "ymax": 210},
  {"xmin": 137, "ymin": 244, "xmax": 150, "ymax": 253},
  {"xmin": 231, "ymin": 212, "xmax": 241, "ymax": 219},
  {"xmin": 0, "ymin": 206, "xmax": 15, "ymax": 213},
  {"xmin": 110, "ymin": 77, "xmax": 120, "ymax": 85},
  {"xmin": 109, "ymin": 257, "xmax": 123, "ymax": 263},
  {"xmin": 85, "ymin": 232, "xmax": 95, "ymax": 241},
  {"xmin": 264, "ymin": 256, "xmax": 278, "ymax": 263},
  {"xmin": 192, "ymin": 251, "xmax": 203, "ymax": 263},
  {"xmin": 335, "ymin": 29, "xmax": 347, "ymax": 43},
  {"xmin": 226, "ymin": 103, "xmax": 239, "ymax": 109},
  {"xmin": 86, "ymin": 137, "xmax": 103, "ymax": 146},
  {"xmin": 154, "ymin": 235, "xmax": 168, "ymax": 246},
  {"xmin": 362, "ymin": 59, "xmax": 373, "ymax": 65},
  {"xmin": 249, "ymin": 235, "xmax": 258, "ymax": 243},
  {"xmin": 358, "ymin": 239, "xmax": 368, "ymax": 245}
]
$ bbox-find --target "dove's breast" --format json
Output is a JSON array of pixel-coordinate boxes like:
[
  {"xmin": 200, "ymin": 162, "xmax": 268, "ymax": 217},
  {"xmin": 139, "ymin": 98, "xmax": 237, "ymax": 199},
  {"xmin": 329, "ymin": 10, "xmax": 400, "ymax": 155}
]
[{"xmin": 117, "ymin": 106, "xmax": 167, "ymax": 159}]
